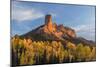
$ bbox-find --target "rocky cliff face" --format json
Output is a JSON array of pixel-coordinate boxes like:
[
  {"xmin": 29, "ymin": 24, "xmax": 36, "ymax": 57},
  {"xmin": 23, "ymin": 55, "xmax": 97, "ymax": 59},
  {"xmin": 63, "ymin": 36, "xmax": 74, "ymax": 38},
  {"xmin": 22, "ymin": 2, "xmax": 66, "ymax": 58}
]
[
  {"xmin": 57, "ymin": 24, "xmax": 76, "ymax": 38},
  {"xmin": 44, "ymin": 14, "xmax": 56, "ymax": 33},
  {"xmin": 20, "ymin": 14, "xmax": 95, "ymax": 46},
  {"xmin": 22, "ymin": 14, "xmax": 76, "ymax": 40},
  {"xmin": 43, "ymin": 14, "xmax": 76, "ymax": 38}
]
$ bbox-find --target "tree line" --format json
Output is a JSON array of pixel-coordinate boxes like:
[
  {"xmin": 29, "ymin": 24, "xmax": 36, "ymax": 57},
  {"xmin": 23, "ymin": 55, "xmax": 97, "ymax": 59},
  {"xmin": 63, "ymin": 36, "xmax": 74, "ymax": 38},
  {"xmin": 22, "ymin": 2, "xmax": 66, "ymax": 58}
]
[{"xmin": 11, "ymin": 35, "xmax": 96, "ymax": 66}]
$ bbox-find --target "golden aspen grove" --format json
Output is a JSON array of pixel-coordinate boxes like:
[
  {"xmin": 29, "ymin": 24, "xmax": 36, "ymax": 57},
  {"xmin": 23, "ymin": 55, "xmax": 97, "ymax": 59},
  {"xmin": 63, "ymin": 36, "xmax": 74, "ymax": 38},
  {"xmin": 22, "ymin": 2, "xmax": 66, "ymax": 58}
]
[{"xmin": 11, "ymin": 35, "xmax": 96, "ymax": 66}]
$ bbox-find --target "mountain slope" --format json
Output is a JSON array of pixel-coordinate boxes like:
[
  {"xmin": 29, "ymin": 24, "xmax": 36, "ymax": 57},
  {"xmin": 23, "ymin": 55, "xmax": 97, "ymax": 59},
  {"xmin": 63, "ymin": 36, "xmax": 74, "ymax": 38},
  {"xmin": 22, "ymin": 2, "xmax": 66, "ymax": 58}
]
[{"xmin": 20, "ymin": 14, "xmax": 95, "ymax": 47}]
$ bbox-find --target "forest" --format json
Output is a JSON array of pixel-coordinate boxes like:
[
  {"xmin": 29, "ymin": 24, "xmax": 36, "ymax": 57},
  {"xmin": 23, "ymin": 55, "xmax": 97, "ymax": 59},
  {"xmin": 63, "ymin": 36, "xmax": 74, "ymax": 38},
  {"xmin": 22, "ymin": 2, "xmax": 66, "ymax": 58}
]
[{"xmin": 11, "ymin": 35, "xmax": 96, "ymax": 66}]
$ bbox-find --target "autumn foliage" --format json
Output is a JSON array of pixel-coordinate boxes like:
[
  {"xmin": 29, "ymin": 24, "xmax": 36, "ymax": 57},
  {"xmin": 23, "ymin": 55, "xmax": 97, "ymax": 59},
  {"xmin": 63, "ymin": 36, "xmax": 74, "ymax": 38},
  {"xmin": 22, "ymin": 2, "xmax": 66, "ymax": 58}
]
[{"xmin": 11, "ymin": 36, "xmax": 96, "ymax": 66}]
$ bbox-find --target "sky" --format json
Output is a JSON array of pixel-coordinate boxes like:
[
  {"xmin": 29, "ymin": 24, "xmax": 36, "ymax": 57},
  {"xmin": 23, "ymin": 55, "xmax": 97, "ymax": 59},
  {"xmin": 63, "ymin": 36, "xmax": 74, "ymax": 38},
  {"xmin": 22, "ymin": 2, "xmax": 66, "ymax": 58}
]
[{"xmin": 11, "ymin": 0, "xmax": 96, "ymax": 41}]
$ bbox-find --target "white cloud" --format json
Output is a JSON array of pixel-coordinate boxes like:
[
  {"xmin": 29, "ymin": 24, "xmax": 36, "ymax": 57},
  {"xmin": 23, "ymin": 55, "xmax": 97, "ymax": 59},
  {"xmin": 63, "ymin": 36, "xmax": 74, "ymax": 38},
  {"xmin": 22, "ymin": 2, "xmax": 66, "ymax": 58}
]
[
  {"xmin": 12, "ymin": 9, "xmax": 44, "ymax": 22},
  {"xmin": 12, "ymin": 1, "xmax": 45, "ymax": 22},
  {"xmin": 72, "ymin": 23, "xmax": 95, "ymax": 41},
  {"xmin": 11, "ymin": 1, "xmax": 58, "ymax": 22},
  {"xmin": 73, "ymin": 24, "xmax": 95, "ymax": 33}
]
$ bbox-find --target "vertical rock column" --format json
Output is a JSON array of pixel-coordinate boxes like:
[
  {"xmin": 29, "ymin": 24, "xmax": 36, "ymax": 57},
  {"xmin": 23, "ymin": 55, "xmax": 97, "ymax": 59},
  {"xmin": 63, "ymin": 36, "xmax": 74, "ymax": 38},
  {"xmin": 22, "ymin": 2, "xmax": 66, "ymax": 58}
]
[{"xmin": 45, "ymin": 14, "xmax": 53, "ymax": 32}]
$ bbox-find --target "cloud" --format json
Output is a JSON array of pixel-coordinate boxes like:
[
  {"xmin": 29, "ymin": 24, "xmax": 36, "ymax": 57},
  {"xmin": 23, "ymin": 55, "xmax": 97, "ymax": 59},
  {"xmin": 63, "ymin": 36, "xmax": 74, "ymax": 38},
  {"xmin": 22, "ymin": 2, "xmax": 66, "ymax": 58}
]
[
  {"xmin": 72, "ymin": 23, "xmax": 95, "ymax": 41},
  {"xmin": 12, "ymin": 9, "xmax": 44, "ymax": 22},
  {"xmin": 11, "ymin": 1, "xmax": 58, "ymax": 22},
  {"xmin": 12, "ymin": 1, "xmax": 45, "ymax": 22},
  {"xmin": 73, "ymin": 24, "xmax": 95, "ymax": 33}
]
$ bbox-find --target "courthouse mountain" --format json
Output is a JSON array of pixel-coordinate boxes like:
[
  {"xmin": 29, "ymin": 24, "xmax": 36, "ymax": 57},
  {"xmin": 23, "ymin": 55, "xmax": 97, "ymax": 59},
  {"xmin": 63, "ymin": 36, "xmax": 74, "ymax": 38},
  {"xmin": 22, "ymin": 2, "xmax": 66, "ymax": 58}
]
[{"xmin": 20, "ymin": 14, "xmax": 95, "ymax": 46}]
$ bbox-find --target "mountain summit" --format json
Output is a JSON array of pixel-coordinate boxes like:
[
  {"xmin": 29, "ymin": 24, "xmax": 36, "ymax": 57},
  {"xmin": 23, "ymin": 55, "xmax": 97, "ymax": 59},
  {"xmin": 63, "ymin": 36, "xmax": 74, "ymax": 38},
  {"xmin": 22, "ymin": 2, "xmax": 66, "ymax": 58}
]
[
  {"xmin": 21, "ymin": 14, "xmax": 76, "ymax": 40},
  {"xmin": 44, "ymin": 14, "xmax": 76, "ymax": 38},
  {"xmin": 21, "ymin": 14, "xmax": 95, "ymax": 46}
]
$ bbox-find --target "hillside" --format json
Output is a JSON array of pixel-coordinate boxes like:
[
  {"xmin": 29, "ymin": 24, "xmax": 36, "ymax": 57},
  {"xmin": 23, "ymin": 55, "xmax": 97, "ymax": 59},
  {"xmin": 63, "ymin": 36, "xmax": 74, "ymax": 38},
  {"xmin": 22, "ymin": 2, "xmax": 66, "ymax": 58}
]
[{"xmin": 20, "ymin": 14, "xmax": 95, "ymax": 47}]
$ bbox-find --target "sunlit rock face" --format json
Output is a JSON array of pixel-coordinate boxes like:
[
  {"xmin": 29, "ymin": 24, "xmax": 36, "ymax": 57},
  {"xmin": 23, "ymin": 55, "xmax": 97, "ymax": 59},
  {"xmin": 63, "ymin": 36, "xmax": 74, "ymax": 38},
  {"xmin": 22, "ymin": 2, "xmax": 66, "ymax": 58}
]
[
  {"xmin": 21, "ymin": 14, "xmax": 95, "ymax": 47},
  {"xmin": 45, "ymin": 15, "xmax": 56, "ymax": 32},
  {"xmin": 43, "ymin": 14, "xmax": 76, "ymax": 38},
  {"xmin": 57, "ymin": 24, "xmax": 76, "ymax": 38},
  {"xmin": 22, "ymin": 14, "xmax": 76, "ymax": 41}
]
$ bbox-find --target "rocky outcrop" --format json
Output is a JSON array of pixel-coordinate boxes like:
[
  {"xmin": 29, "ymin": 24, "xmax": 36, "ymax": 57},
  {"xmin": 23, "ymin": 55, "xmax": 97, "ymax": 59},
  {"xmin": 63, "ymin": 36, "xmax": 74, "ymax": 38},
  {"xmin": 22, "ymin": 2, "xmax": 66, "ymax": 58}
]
[
  {"xmin": 21, "ymin": 14, "xmax": 76, "ymax": 41},
  {"xmin": 43, "ymin": 14, "xmax": 76, "ymax": 38},
  {"xmin": 20, "ymin": 14, "xmax": 95, "ymax": 47},
  {"xmin": 58, "ymin": 24, "xmax": 76, "ymax": 38},
  {"xmin": 44, "ymin": 14, "xmax": 56, "ymax": 33}
]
